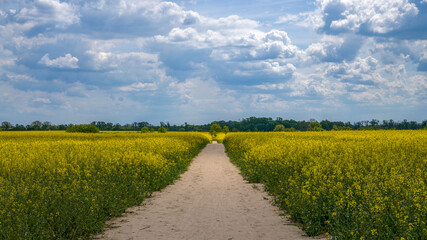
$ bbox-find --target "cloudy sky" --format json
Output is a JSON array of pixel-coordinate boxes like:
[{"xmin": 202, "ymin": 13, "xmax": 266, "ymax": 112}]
[{"xmin": 0, "ymin": 0, "xmax": 426, "ymax": 125}]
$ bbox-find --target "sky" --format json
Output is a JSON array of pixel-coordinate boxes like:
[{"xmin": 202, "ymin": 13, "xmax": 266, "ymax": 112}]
[{"xmin": 0, "ymin": 0, "xmax": 426, "ymax": 125}]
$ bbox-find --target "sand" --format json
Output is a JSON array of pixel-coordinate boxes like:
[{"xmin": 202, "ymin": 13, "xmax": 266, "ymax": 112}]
[{"xmin": 96, "ymin": 143, "xmax": 322, "ymax": 240}]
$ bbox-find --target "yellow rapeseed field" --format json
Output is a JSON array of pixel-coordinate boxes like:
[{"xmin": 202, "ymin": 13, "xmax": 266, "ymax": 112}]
[
  {"xmin": 0, "ymin": 131, "xmax": 209, "ymax": 239},
  {"xmin": 224, "ymin": 131, "xmax": 426, "ymax": 239},
  {"xmin": 200, "ymin": 132, "xmax": 227, "ymax": 143}
]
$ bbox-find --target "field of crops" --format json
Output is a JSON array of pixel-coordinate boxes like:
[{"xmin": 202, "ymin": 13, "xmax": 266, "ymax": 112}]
[
  {"xmin": 224, "ymin": 131, "xmax": 426, "ymax": 239},
  {"xmin": 0, "ymin": 131, "xmax": 209, "ymax": 239},
  {"xmin": 200, "ymin": 132, "xmax": 227, "ymax": 143}
]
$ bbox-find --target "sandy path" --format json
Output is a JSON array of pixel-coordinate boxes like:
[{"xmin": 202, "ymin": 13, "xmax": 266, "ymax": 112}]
[{"xmin": 96, "ymin": 143, "xmax": 319, "ymax": 240}]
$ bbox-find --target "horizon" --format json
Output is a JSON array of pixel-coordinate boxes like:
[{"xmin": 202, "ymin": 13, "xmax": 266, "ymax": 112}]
[
  {"xmin": 1, "ymin": 0, "xmax": 426, "ymax": 124},
  {"xmin": 3, "ymin": 116, "xmax": 426, "ymax": 127}
]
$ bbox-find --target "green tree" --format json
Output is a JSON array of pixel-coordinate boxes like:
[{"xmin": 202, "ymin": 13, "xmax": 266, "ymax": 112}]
[
  {"xmin": 332, "ymin": 125, "xmax": 338, "ymax": 131},
  {"xmin": 424, "ymin": 125, "xmax": 427, "ymax": 130},
  {"xmin": 141, "ymin": 126, "xmax": 150, "ymax": 133},
  {"xmin": 31, "ymin": 121, "xmax": 42, "ymax": 130},
  {"xmin": 223, "ymin": 126, "xmax": 229, "ymax": 134},
  {"xmin": 210, "ymin": 124, "xmax": 222, "ymax": 136},
  {"xmin": 0, "ymin": 127, "xmax": 2, "ymax": 131},
  {"xmin": 1, "ymin": 121, "xmax": 12, "ymax": 130},
  {"xmin": 150, "ymin": 128, "xmax": 155, "ymax": 133},
  {"xmin": 284, "ymin": 127, "xmax": 296, "ymax": 132},
  {"xmin": 66, "ymin": 124, "xmax": 99, "ymax": 133},
  {"xmin": 158, "ymin": 126, "xmax": 167, "ymax": 133},
  {"xmin": 273, "ymin": 124, "xmax": 285, "ymax": 132},
  {"xmin": 309, "ymin": 122, "xmax": 324, "ymax": 131},
  {"xmin": 42, "ymin": 121, "xmax": 52, "ymax": 130}
]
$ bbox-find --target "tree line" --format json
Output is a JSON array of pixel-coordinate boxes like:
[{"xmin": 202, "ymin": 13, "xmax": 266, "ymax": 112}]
[{"xmin": 1, "ymin": 117, "xmax": 426, "ymax": 132}]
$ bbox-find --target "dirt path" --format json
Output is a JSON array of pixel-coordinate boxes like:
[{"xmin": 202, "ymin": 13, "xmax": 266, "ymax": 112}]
[{"xmin": 97, "ymin": 143, "xmax": 319, "ymax": 240}]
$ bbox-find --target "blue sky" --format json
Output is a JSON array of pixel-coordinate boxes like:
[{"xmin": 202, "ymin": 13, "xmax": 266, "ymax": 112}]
[{"xmin": 0, "ymin": 0, "xmax": 426, "ymax": 125}]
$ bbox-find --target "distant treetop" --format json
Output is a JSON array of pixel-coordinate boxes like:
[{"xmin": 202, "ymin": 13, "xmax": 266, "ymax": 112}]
[{"xmin": 66, "ymin": 124, "xmax": 99, "ymax": 133}]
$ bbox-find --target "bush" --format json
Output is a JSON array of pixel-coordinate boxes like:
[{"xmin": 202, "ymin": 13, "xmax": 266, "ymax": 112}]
[
  {"xmin": 210, "ymin": 124, "xmax": 222, "ymax": 136},
  {"xmin": 66, "ymin": 124, "xmax": 100, "ymax": 133},
  {"xmin": 158, "ymin": 126, "xmax": 167, "ymax": 133},
  {"xmin": 284, "ymin": 127, "xmax": 296, "ymax": 132},
  {"xmin": 273, "ymin": 124, "xmax": 285, "ymax": 132},
  {"xmin": 141, "ymin": 126, "xmax": 150, "ymax": 133},
  {"xmin": 333, "ymin": 125, "xmax": 352, "ymax": 131},
  {"xmin": 223, "ymin": 126, "xmax": 229, "ymax": 134},
  {"xmin": 309, "ymin": 122, "xmax": 324, "ymax": 131},
  {"xmin": 0, "ymin": 127, "xmax": 2, "ymax": 131}
]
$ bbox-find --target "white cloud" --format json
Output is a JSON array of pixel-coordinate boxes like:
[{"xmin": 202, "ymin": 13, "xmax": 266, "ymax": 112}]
[
  {"xmin": 204, "ymin": 15, "xmax": 259, "ymax": 30},
  {"xmin": 276, "ymin": 11, "xmax": 324, "ymax": 29},
  {"xmin": 277, "ymin": 0, "xmax": 419, "ymax": 35},
  {"xmin": 305, "ymin": 35, "xmax": 363, "ymax": 63},
  {"xmin": 164, "ymin": 29, "xmax": 300, "ymax": 61},
  {"xmin": 249, "ymin": 30, "xmax": 297, "ymax": 59},
  {"xmin": 85, "ymin": 51, "xmax": 158, "ymax": 71},
  {"xmin": 373, "ymin": 39, "xmax": 427, "ymax": 69},
  {"xmin": 319, "ymin": 0, "xmax": 418, "ymax": 34},
  {"xmin": 325, "ymin": 56, "xmax": 378, "ymax": 79},
  {"xmin": 16, "ymin": 0, "xmax": 79, "ymax": 28},
  {"xmin": 39, "ymin": 53, "xmax": 79, "ymax": 69},
  {"xmin": 1, "ymin": 0, "xmax": 425, "ymax": 123},
  {"xmin": 406, "ymin": 75, "xmax": 427, "ymax": 97},
  {"xmin": 183, "ymin": 11, "xmax": 201, "ymax": 25},
  {"xmin": 287, "ymin": 58, "xmax": 425, "ymax": 106},
  {"xmin": 287, "ymin": 71, "xmax": 345, "ymax": 98},
  {"xmin": 119, "ymin": 82, "xmax": 158, "ymax": 92},
  {"xmin": 167, "ymin": 27, "xmax": 200, "ymax": 42},
  {"xmin": 234, "ymin": 61, "xmax": 296, "ymax": 77},
  {"xmin": 168, "ymin": 78, "xmax": 242, "ymax": 117},
  {"xmin": 171, "ymin": 78, "xmax": 221, "ymax": 104},
  {"xmin": 0, "ymin": 58, "xmax": 16, "ymax": 68},
  {"xmin": 32, "ymin": 97, "xmax": 51, "ymax": 104},
  {"xmin": 6, "ymin": 74, "xmax": 38, "ymax": 84}
]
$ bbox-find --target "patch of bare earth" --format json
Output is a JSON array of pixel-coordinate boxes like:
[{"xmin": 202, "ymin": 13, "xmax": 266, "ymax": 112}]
[{"xmin": 96, "ymin": 143, "xmax": 324, "ymax": 240}]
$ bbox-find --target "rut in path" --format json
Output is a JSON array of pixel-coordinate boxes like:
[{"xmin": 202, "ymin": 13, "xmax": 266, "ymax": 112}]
[{"xmin": 97, "ymin": 143, "xmax": 321, "ymax": 240}]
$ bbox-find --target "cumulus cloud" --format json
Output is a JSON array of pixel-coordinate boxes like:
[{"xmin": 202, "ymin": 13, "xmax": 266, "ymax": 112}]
[
  {"xmin": 234, "ymin": 61, "xmax": 296, "ymax": 77},
  {"xmin": 305, "ymin": 35, "xmax": 363, "ymax": 63},
  {"xmin": 373, "ymin": 39, "xmax": 427, "ymax": 70},
  {"xmin": 325, "ymin": 57, "xmax": 378, "ymax": 78},
  {"xmin": 38, "ymin": 53, "xmax": 79, "ymax": 69},
  {"xmin": 278, "ymin": 0, "xmax": 423, "ymax": 38},
  {"xmin": 288, "ymin": 58, "xmax": 426, "ymax": 106},
  {"xmin": 316, "ymin": 0, "xmax": 418, "ymax": 34},
  {"xmin": 204, "ymin": 15, "xmax": 259, "ymax": 30},
  {"xmin": 249, "ymin": 31, "xmax": 297, "ymax": 59},
  {"xmin": 167, "ymin": 27, "xmax": 200, "ymax": 42},
  {"xmin": 286, "ymin": 71, "xmax": 345, "ymax": 99},
  {"xmin": 75, "ymin": 0, "xmax": 206, "ymax": 37},
  {"xmin": 157, "ymin": 25, "xmax": 267, "ymax": 49},
  {"xmin": 1, "ymin": 0, "xmax": 425, "ymax": 123},
  {"xmin": 169, "ymin": 29, "xmax": 300, "ymax": 62},
  {"xmin": 85, "ymin": 51, "xmax": 158, "ymax": 71},
  {"xmin": 16, "ymin": 0, "xmax": 79, "ymax": 28},
  {"xmin": 168, "ymin": 77, "xmax": 241, "ymax": 118}
]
